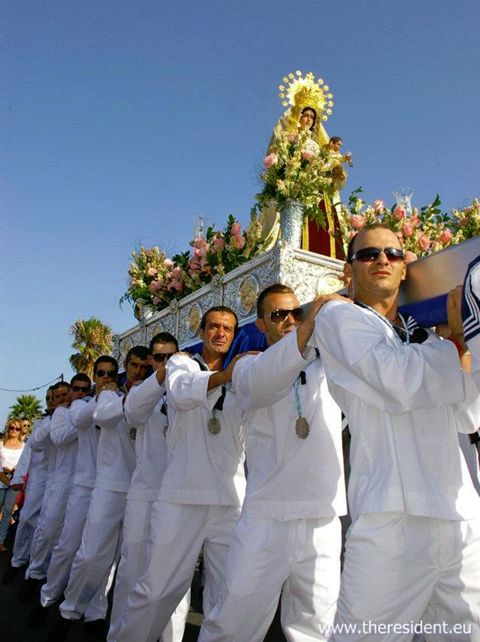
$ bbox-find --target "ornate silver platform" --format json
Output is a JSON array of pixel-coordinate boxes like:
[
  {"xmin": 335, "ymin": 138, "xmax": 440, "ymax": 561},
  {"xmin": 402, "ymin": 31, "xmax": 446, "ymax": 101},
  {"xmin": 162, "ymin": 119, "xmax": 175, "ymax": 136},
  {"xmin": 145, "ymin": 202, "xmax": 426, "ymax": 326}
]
[{"xmin": 113, "ymin": 241, "xmax": 344, "ymax": 361}]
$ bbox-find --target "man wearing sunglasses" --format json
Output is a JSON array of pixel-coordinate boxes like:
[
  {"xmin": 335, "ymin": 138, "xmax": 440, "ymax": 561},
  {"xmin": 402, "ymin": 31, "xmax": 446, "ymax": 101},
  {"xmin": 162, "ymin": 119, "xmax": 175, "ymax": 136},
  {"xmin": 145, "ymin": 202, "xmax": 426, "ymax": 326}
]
[
  {"xmin": 108, "ymin": 333, "xmax": 189, "ymax": 642},
  {"xmin": 199, "ymin": 283, "xmax": 346, "ymax": 642},
  {"xmin": 46, "ymin": 348, "xmax": 149, "ymax": 642},
  {"xmin": 29, "ymin": 358, "xmax": 118, "ymax": 626},
  {"xmin": 18, "ymin": 376, "xmax": 90, "ymax": 600},
  {"xmin": 115, "ymin": 306, "xmax": 246, "ymax": 642},
  {"xmin": 2, "ymin": 387, "xmax": 55, "ymax": 584},
  {"xmin": 310, "ymin": 223, "xmax": 480, "ymax": 640}
]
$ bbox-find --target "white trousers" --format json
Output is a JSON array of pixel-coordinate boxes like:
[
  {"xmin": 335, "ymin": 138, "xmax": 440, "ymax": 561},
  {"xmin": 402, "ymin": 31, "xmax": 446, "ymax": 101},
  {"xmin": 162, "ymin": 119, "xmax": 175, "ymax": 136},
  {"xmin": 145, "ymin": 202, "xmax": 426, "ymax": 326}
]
[
  {"xmin": 59, "ymin": 487, "xmax": 125, "ymax": 621},
  {"xmin": 116, "ymin": 501, "xmax": 241, "ymax": 642},
  {"xmin": 332, "ymin": 513, "xmax": 480, "ymax": 642},
  {"xmin": 107, "ymin": 496, "xmax": 190, "ymax": 642},
  {"xmin": 199, "ymin": 515, "xmax": 341, "ymax": 642},
  {"xmin": 11, "ymin": 479, "xmax": 46, "ymax": 567},
  {"xmin": 25, "ymin": 481, "xmax": 72, "ymax": 580},
  {"xmin": 40, "ymin": 484, "xmax": 110, "ymax": 620}
]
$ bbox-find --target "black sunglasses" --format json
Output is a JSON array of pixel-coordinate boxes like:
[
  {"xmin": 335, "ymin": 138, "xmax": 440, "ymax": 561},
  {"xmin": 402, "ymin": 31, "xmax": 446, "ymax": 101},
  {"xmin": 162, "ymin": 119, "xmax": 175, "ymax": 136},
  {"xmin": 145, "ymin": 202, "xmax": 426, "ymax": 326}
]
[
  {"xmin": 269, "ymin": 307, "xmax": 304, "ymax": 324},
  {"xmin": 152, "ymin": 353, "xmax": 175, "ymax": 363},
  {"xmin": 349, "ymin": 246, "xmax": 405, "ymax": 263},
  {"xmin": 95, "ymin": 369, "xmax": 117, "ymax": 378},
  {"xmin": 71, "ymin": 385, "xmax": 90, "ymax": 393}
]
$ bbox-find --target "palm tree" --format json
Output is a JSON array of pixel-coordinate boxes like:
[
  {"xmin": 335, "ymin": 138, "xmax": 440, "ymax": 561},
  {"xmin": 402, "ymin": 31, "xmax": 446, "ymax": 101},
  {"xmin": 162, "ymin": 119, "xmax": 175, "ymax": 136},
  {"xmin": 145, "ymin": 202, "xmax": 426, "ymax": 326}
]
[
  {"xmin": 8, "ymin": 394, "xmax": 43, "ymax": 423},
  {"xmin": 69, "ymin": 317, "xmax": 113, "ymax": 377}
]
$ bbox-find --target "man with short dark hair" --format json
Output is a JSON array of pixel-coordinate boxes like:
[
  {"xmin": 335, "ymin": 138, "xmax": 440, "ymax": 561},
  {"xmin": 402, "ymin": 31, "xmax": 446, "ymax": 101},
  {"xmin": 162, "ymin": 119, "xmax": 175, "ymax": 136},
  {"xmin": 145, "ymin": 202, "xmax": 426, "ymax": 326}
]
[
  {"xmin": 108, "ymin": 333, "xmax": 189, "ymax": 642},
  {"xmin": 311, "ymin": 225, "xmax": 480, "ymax": 640},
  {"xmin": 48, "ymin": 349, "xmax": 149, "ymax": 642},
  {"xmin": 199, "ymin": 284, "xmax": 346, "ymax": 641},
  {"xmin": 30, "ymin": 361, "xmax": 117, "ymax": 624},
  {"xmin": 18, "ymin": 378, "xmax": 91, "ymax": 600},
  {"xmin": 115, "ymin": 308, "xmax": 246, "ymax": 642}
]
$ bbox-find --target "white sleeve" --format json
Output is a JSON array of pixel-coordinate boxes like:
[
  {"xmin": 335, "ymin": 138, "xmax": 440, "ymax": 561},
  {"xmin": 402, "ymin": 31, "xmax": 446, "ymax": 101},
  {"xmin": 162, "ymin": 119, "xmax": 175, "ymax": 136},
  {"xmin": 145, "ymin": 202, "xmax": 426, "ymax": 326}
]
[
  {"xmin": 50, "ymin": 407, "xmax": 78, "ymax": 446},
  {"xmin": 311, "ymin": 300, "xmax": 466, "ymax": 415},
  {"xmin": 124, "ymin": 373, "xmax": 164, "ymax": 427},
  {"xmin": 28, "ymin": 416, "xmax": 51, "ymax": 452},
  {"xmin": 73, "ymin": 397, "xmax": 96, "ymax": 431},
  {"xmin": 453, "ymin": 373, "xmax": 480, "ymax": 434},
  {"xmin": 93, "ymin": 390, "xmax": 124, "ymax": 429},
  {"xmin": 10, "ymin": 441, "xmax": 31, "ymax": 484},
  {"xmin": 166, "ymin": 355, "xmax": 214, "ymax": 411},
  {"xmin": 233, "ymin": 331, "xmax": 312, "ymax": 412}
]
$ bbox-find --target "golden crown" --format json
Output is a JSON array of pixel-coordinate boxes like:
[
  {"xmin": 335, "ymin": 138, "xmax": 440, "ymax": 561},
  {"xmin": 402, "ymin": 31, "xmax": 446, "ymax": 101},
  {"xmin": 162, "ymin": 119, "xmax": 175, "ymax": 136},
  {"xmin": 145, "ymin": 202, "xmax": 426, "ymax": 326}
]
[{"xmin": 278, "ymin": 71, "xmax": 334, "ymax": 122}]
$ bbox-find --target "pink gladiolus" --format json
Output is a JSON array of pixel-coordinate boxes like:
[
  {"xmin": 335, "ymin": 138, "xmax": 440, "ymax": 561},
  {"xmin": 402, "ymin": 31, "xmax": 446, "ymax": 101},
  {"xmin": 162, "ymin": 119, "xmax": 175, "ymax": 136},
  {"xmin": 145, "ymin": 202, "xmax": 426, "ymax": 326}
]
[
  {"xmin": 302, "ymin": 150, "xmax": 316, "ymax": 162},
  {"xmin": 147, "ymin": 267, "xmax": 158, "ymax": 277},
  {"xmin": 263, "ymin": 153, "xmax": 278, "ymax": 169},
  {"xmin": 213, "ymin": 237, "xmax": 225, "ymax": 250},
  {"xmin": 233, "ymin": 234, "xmax": 246, "ymax": 249},
  {"xmin": 351, "ymin": 215, "xmax": 365, "ymax": 230},
  {"xmin": 231, "ymin": 222, "xmax": 241, "ymax": 236},
  {"xmin": 193, "ymin": 238, "xmax": 207, "ymax": 249},
  {"xmin": 393, "ymin": 206, "xmax": 406, "ymax": 221},
  {"xmin": 163, "ymin": 258, "xmax": 174, "ymax": 269},
  {"xmin": 402, "ymin": 223, "xmax": 414, "ymax": 238},
  {"xmin": 404, "ymin": 250, "xmax": 418, "ymax": 263},
  {"xmin": 418, "ymin": 234, "xmax": 431, "ymax": 252},
  {"xmin": 459, "ymin": 217, "xmax": 469, "ymax": 227},
  {"xmin": 372, "ymin": 199, "xmax": 384, "ymax": 212},
  {"xmin": 439, "ymin": 229, "xmax": 453, "ymax": 245},
  {"xmin": 287, "ymin": 132, "xmax": 298, "ymax": 143},
  {"xmin": 152, "ymin": 296, "xmax": 161, "ymax": 305}
]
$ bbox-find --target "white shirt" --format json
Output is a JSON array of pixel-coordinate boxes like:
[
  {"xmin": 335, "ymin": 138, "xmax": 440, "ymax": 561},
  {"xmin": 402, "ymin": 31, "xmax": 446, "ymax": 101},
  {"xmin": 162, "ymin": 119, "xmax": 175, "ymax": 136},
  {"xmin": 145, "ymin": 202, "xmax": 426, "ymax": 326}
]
[
  {"xmin": 93, "ymin": 390, "xmax": 136, "ymax": 493},
  {"xmin": 49, "ymin": 404, "xmax": 80, "ymax": 487},
  {"xmin": 28, "ymin": 414, "xmax": 57, "ymax": 492},
  {"xmin": 311, "ymin": 300, "xmax": 480, "ymax": 522},
  {"xmin": 71, "ymin": 396, "xmax": 101, "ymax": 489},
  {"xmin": 18, "ymin": 415, "xmax": 51, "ymax": 488},
  {"xmin": 233, "ymin": 331, "xmax": 346, "ymax": 521},
  {"xmin": 161, "ymin": 354, "xmax": 246, "ymax": 507},
  {"xmin": 123, "ymin": 373, "xmax": 168, "ymax": 501}
]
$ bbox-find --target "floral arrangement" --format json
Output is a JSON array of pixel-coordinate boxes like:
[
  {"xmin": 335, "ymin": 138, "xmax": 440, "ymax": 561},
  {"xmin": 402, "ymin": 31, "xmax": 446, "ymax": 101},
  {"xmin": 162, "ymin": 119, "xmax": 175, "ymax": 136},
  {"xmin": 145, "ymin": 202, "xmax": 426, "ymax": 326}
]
[
  {"xmin": 121, "ymin": 213, "xmax": 263, "ymax": 312},
  {"xmin": 339, "ymin": 189, "xmax": 480, "ymax": 261},
  {"xmin": 256, "ymin": 130, "xmax": 340, "ymax": 227}
]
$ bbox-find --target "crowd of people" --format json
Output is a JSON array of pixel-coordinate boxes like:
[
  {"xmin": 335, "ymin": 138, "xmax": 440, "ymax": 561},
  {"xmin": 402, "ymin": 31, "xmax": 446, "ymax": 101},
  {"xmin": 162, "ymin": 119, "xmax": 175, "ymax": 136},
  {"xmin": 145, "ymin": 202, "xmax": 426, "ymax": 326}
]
[{"xmin": 1, "ymin": 223, "xmax": 480, "ymax": 641}]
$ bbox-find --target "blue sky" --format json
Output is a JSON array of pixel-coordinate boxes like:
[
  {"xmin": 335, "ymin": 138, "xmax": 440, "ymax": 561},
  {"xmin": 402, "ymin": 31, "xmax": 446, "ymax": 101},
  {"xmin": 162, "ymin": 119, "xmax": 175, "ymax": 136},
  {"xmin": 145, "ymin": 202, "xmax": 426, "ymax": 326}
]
[{"xmin": 1, "ymin": 0, "xmax": 479, "ymax": 421}]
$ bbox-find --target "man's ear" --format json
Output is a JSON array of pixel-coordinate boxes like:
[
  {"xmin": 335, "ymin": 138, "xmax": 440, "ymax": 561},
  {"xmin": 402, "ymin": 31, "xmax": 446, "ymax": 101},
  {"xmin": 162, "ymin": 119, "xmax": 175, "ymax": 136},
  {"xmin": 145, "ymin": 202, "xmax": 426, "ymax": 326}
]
[
  {"xmin": 400, "ymin": 262, "xmax": 407, "ymax": 282},
  {"xmin": 255, "ymin": 318, "xmax": 266, "ymax": 334}
]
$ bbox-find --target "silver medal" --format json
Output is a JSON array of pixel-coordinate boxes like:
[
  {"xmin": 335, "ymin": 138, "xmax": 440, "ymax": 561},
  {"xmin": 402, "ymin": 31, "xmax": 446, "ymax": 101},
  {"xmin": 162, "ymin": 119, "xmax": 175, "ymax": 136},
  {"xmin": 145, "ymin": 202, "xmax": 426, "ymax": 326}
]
[
  {"xmin": 208, "ymin": 415, "xmax": 221, "ymax": 435},
  {"xmin": 295, "ymin": 416, "xmax": 310, "ymax": 439}
]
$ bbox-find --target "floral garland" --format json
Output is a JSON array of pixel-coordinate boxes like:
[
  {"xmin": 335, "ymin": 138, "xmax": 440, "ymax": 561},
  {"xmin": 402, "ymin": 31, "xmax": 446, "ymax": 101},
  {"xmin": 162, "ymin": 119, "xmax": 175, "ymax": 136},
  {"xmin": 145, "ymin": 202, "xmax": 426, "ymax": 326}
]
[
  {"xmin": 338, "ymin": 189, "xmax": 480, "ymax": 261},
  {"xmin": 121, "ymin": 213, "xmax": 263, "ymax": 312}
]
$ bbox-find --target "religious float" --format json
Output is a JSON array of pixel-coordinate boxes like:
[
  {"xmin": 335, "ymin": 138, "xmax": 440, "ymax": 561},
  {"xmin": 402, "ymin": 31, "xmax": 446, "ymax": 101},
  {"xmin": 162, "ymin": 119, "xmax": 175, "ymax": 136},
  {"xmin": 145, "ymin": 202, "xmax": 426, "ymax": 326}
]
[{"xmin": 113, "ymin": 71, "xmax": 480, "ymax": 362}]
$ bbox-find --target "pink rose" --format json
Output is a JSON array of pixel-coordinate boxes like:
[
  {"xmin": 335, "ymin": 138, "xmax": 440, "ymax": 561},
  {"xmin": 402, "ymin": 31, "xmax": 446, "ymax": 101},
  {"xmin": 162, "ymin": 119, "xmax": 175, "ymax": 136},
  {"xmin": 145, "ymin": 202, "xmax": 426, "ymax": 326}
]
[
  {"xmin": 404, "ymin": 250, "xmax": 418, "ymax": 263},
  {"xmin": 148, "ymin": 280, "xmax": 162, "ymax": 293},
  {"xmin": 163, "ymin": 258, "xmax": 174, "ymax": 269},
  {"xmin": 230, "ymin": 222, "xmax": 241, "ymax": 236},
  {"xmin": 193, "ymin": 238, "xmax": 207, "ymax": 249},
  {"xmin": 147, "ymin": 267, "xmax": 158, "ymax": 277},
  {"xmin": 351, "ymin": 215, "xmax": 365, "ymax": 230},
  {"xmin": 439, "ymin": 229, "xmax": 453, "ymax": 245},
  {"xmin": 263, "ymin": 153, "xmax": 278, "ymax": 169},
  {"xmin": 418, "ymin": 234, "xmax": 431, "ymax": 252},
  {"xmin": 172, "ymin": 266, "xmax": 183, "ymax": 278},
  {"xmin": 393, "ymin": 206, "xmax": 406, "ymax": 221},
  {"xmin": 213, "ymin": 236, "xmax": 225, "ymax": 250},
  {"xmin": 409, "ymin": 215, "xmax": 421, "ymax": 227},
  {"xmin": 402, "ymin": 223, "xmax": 414, "ymax": 238},
  {"xmin": 302, "ymin": 150, "xmax": 316, "ymax": 162},
  {"xmin": 372, "ymin": 199, "xmax": 384, "ymax": 213},
  {"xmin": 233, "ymin": 234, "xmax": 246, "ymax": 250}
]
